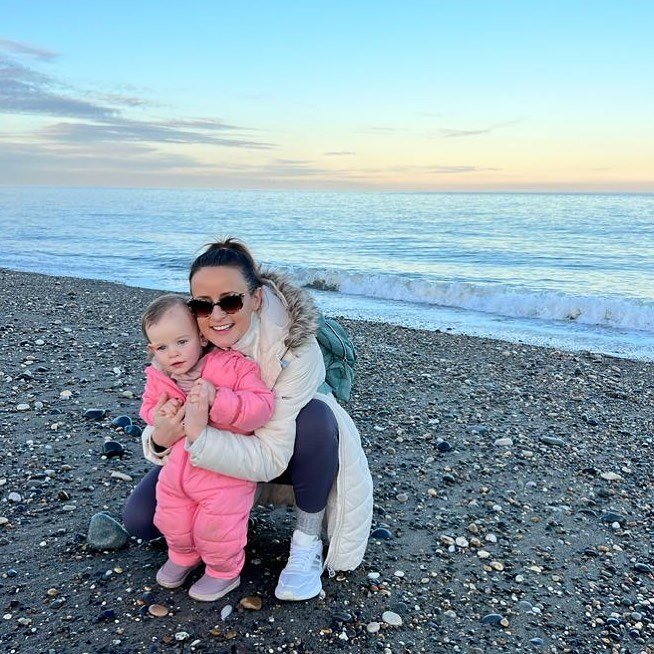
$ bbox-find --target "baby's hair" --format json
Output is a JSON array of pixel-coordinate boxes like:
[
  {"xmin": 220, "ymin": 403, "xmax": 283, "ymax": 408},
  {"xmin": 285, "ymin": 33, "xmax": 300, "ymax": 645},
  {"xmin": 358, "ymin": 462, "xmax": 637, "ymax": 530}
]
[
  {"xmin": 141, "ymin": 294, "xmax": 190, "ymax": 341},
  {"xmin": 189, "ymin": 237, "xmax": 263, "ymax": 293}
]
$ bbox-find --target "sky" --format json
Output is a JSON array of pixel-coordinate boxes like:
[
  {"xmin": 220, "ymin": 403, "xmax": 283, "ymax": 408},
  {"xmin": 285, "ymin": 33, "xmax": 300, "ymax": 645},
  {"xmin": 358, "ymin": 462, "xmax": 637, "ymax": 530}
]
[{"xmin": 1, "ymin": 1, "xmax": 653, "ymax": 191}]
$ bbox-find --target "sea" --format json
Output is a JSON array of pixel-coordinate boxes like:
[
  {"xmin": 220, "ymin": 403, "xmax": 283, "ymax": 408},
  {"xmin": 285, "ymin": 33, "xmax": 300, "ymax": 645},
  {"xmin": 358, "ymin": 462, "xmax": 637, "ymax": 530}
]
[{"xmin": 1, "ymin": 187, "xmax": 653, "ymax": 361}]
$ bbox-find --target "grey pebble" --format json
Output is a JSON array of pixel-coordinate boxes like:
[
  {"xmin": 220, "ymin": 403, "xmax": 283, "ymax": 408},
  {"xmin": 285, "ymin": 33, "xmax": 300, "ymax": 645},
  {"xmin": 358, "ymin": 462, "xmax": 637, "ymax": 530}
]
[
  {"xmin": 87, "ymin": 512, "xmax": 129, "ymax": 550},
  {"xmin": 540, "ymin": 436, "xmax": 565, "ymax": 446}
]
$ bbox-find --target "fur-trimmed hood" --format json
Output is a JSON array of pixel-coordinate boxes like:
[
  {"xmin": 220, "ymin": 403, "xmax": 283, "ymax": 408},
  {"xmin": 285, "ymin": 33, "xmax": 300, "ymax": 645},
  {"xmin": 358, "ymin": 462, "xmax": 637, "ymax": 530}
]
[{"xmin": 260, "ymin": 268, "xmax": 318, "ymax": 350}]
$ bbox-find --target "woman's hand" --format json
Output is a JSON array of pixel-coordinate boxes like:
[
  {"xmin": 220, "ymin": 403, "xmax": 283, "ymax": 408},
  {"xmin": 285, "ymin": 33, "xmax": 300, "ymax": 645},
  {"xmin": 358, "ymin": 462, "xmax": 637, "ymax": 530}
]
[
  {"xmin": 184, "ymin": 379, "xmax": 210, "ymax": 443},
  {"xmin": 151, "ymin": 394, "xmax": 186, "ymax": 449}
]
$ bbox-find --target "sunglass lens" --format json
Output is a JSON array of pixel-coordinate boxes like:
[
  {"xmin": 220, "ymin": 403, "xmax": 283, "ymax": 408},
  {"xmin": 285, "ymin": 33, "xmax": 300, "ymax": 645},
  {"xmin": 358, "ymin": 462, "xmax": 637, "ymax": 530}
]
[
  {"xmin": 219, "ymin": 294, "xmax": 244, "ymax": 314},
  {"xmin": 187, "ymin": 299, "xmax": 213, "ymax": 316}
]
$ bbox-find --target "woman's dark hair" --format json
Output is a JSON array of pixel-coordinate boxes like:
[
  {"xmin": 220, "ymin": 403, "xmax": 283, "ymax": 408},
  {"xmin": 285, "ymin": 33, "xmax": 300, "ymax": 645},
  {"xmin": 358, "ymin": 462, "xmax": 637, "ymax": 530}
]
[{"xmin": 189, "ymin": 237, "xmax": 263, "ymax": 293}]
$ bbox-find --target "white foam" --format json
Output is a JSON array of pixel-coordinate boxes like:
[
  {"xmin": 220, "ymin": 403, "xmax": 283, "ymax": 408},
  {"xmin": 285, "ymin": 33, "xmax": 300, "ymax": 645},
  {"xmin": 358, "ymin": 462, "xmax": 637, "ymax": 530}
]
[{"xmin": 279, "ymin": 266, "xmax": 654, "ymax": 334}]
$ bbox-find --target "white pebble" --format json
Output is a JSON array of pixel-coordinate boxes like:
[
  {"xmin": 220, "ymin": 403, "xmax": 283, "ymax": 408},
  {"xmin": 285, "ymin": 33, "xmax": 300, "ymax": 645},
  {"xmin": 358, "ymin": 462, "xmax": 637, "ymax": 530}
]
[
  {"xmin": 394, "ymin": 570, "xmax": 405, "ymax": 578},
  {"xmin": 220, "ymin": 605, "xmax": 233, "ymax": 620},
  {"xmin": 366, "ymin": 621, "xmax": 381, "ymax": 633},
  {"xmin": 110, "ymin": 471, "xmax": 133, "ymax": 482},
  {"xmin": 494, "ymin": 438, "xmax": 513, "ymax": 447},
  {"xmin": 16, "ymin": 404, "xmax": 30, "ymax": 411},
  {"xmin": 382, "ymin": 610, "xmax": 403, "ymax": 626}
]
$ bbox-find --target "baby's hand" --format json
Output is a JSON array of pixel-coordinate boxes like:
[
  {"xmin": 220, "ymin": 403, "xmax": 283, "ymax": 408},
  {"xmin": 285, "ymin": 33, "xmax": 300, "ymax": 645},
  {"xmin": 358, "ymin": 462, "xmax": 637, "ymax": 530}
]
[
  {"xmin": 196, "ymin": 379, "xmax": 216, "ymax": 405},
  {"xmin": 157, "ymin": 397, "xmax": 183, "ymax": 418}
]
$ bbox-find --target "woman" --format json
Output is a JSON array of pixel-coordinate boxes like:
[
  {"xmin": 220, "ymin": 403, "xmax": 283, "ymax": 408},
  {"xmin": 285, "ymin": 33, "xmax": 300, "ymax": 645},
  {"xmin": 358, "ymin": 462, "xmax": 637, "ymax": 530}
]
[{"xmin": 123, "ymin": 238, "xmax": 373, "ymax": 601}]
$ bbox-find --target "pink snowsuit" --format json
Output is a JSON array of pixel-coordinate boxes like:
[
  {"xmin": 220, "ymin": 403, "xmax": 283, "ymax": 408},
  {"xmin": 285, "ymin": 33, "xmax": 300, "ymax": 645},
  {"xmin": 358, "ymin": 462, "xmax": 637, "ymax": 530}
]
[{"xmin": 140, "ymin": 349, "xmax": 274, "ymax": 578}]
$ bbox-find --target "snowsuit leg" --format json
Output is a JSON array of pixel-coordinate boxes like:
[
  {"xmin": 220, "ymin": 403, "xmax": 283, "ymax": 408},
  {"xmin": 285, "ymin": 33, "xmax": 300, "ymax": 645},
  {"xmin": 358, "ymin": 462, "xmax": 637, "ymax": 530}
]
[
  {"xmin": 186, "ymin": 466, "xmax": 257, "ymax": 579},
  {"xmin": 153, "ymin": 442, "xmax": 202, "ymax": 567}
]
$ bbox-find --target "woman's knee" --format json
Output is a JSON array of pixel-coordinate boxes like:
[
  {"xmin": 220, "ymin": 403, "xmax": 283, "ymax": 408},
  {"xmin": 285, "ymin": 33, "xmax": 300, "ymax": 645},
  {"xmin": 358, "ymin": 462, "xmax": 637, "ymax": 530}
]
[
  {"xmin": 121, "ymin": 467, "xmax": 161, "ymax": 540},
  {"xmin": 295, "ymin": 399, "xmax": 339, "ymax": 458}
]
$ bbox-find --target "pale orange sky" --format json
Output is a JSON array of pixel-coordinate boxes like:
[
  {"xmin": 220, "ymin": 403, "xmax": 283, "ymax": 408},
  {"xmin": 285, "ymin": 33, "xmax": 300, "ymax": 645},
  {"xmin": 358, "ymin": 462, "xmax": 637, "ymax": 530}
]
[{"xmin": 2, "ymin": 2, "xmax": 653, "ymax": 191}]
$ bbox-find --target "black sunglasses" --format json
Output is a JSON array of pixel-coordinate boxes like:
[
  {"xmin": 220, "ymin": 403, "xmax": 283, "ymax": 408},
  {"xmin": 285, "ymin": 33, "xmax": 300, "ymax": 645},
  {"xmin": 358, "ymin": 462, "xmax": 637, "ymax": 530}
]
[{"xmin": 187, "ymin": 293, "xmax": 245, "ymax": 316}]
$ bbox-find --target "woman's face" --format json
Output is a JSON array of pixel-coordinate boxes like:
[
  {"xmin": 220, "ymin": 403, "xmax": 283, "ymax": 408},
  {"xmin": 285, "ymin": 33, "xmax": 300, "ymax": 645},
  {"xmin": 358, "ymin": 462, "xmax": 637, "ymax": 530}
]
[{"xmin": 190, "ymin": 265, "xmax": 262, "ymax": 349}]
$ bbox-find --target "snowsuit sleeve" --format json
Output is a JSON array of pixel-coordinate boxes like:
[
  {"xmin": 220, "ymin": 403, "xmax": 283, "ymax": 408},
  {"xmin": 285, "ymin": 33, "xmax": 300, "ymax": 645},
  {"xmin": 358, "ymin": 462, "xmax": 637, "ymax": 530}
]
[
  {"xmin": 203, "ymin": 350, "xmax": 275, "ymax": 434},
  {"xmin": 139, "ymin": 365, "xmax": 187, "ymax": 425}
]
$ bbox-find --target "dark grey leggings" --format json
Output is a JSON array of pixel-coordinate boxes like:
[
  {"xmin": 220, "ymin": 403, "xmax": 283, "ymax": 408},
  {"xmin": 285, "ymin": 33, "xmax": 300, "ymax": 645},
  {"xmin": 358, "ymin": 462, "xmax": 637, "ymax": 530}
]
[{"xmin": 122, "ymin": 399, "xmax": 339, "ymax": 541}]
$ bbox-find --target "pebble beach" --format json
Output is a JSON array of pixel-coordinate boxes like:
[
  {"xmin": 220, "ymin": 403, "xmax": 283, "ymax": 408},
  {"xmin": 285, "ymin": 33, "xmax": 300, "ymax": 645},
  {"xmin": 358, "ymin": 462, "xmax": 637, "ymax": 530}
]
[{"xmin": 1, "ymin": 267, "xmax": 653, "ymax": 654}]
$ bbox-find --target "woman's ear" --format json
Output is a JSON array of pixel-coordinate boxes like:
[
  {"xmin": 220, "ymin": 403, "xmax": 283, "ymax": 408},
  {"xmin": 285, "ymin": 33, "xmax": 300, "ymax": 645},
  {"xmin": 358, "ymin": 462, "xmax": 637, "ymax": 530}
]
[{"xmin": 252, "ymin": 287, "xmax": 263, "ymax": 311}]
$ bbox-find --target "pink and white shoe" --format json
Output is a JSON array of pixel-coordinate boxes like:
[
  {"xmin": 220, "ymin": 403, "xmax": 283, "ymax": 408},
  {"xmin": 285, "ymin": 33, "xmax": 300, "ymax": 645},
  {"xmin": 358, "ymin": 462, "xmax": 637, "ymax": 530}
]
[{"xmin": 155, "ymin": 559, "xmax": 199, "ymax": 589}]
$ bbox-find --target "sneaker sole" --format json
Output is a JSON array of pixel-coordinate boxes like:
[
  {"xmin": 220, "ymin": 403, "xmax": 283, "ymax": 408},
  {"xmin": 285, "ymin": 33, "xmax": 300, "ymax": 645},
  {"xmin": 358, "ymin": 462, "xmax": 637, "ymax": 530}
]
[
  {"xmin": 274, "ymin": 582, "xmax": 322, "ymax": 601},
  {"xmin": 188, "ymin": 577, "xmax": 241, "ymax": 602}
]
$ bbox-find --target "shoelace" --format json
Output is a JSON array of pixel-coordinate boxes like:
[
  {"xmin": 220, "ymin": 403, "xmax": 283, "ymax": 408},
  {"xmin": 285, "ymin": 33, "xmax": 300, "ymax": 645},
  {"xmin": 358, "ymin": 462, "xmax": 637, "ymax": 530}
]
[{"xmin": 286, "ymin": 543, "xmax": 321, "ymax": 571}]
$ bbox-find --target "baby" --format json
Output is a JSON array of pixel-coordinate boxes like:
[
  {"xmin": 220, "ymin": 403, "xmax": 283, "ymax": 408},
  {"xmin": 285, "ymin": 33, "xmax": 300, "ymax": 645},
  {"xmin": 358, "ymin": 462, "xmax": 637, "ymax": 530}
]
[{"xmin": 140, "ymin": 294, "xmax": 274, "ymax": 601}]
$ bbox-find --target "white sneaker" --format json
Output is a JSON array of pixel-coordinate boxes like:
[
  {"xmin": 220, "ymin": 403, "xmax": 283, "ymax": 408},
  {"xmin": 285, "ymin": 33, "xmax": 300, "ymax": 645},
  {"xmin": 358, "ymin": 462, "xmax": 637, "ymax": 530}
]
[{"xmin": 274, "ymin": 530, "xmax": 323, "ymax": 601}]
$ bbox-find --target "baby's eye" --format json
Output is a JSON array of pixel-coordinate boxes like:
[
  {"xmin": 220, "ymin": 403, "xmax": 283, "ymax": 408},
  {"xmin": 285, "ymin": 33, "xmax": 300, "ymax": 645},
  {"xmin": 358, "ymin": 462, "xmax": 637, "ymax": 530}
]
[
  {"xmin": 155, "ymin": 345, "xmax": 167, "ymax": 351},
  {"xmin": 178, "ymin": 339, "xmax": 188, "ymax": 346}
]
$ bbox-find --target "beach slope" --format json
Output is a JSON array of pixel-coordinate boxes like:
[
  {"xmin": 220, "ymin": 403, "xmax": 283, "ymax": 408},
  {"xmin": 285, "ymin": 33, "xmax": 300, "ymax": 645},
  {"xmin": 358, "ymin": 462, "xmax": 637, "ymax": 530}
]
[{"xmin": 0, "ymin": 268, "xmax": 653, "ymax": 653}]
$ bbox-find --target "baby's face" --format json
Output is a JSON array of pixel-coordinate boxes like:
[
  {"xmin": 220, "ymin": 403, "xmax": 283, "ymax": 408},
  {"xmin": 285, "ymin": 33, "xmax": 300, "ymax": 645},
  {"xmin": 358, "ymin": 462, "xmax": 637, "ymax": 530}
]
[{"xmin": 146, "ymin": 304, "xmax": 206, "ymax": 376}]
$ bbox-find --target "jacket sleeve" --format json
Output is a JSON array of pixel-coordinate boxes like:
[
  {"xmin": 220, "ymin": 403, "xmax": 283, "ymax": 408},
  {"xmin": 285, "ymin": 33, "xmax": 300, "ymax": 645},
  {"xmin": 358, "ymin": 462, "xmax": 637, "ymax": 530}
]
[
  {"xmin": 139, "ymin": 367, "xmax": 163, "ymax": 425},
  {"xmin": 186, "ymin": 339, "xmax": 325, "ymax": 481},
  {"xmin": 208, "ymin": 355, "xmax": 275, "ymax": 433}
]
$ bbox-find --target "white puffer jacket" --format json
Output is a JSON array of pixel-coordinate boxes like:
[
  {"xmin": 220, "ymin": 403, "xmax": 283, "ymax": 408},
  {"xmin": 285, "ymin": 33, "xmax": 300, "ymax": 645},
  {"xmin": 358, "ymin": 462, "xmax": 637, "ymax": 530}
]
[{"xmin": 142, "ymin": 272, "xmax": 374, "ymax": 572}]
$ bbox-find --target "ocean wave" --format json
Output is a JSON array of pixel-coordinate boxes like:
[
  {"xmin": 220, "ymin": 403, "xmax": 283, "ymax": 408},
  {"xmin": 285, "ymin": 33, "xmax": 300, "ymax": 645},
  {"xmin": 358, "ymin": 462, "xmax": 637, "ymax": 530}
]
[{"xmin": 277, "ymin": 266, "xmax": 654, "ymax": 333}]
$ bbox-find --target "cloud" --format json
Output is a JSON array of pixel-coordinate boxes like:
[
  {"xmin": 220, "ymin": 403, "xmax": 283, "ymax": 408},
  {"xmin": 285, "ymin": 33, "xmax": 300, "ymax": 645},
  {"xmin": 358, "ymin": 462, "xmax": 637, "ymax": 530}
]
[
  {"xmin": 324, "ymin": 151, "xmax": 356, "ymax": 156},
  {"xmin": 0, "ymin": 40, "xmax": 273, "ymax": 150},
  {"xmin": 440, "ymin": 118, "xmax": 524, "ymax": 138},
  {"xmin": 0, "ymin": 38, "xmax": 57, "ymax": 60},
  {"xmin": 41, "ymin": 119, "xmax": 272, "ymax": 149}
]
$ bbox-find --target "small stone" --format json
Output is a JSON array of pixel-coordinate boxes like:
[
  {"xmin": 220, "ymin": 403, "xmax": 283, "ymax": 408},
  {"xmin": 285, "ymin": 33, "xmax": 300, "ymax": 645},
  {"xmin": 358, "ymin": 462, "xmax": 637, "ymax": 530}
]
[
  {"xmin": 367, "ymin": 572, "xmax": 380, "ymax": 580},
  {"xmin": 148, "ymin": 604, "xmax": 168, "ymax": 617},
  {"xmin": 601, "ymin": 511, "xmax": 626, "ymax": 525},
  {"xmin": 482, "ymin": 613, "xmax": 505, "ymax": 626},
  {"xmin": 600, "ymin": 472, "xmax": 623, "ymax": 481},
  {"xmin": 494, "ymin": 438, "xmax": 513, "ymax": 447},
  {"xmin": 16, "ymin": 403, "xmax": 30, "ymax": 411},
  {"xmin": 634, "ymin": 563, "xmax": 653, "ymax": 574},
  {"xmin": 394, "ymin": 570, "xmax": 405, "ymax": 578},
  {"xmin": 124, "ymin": 425, "xmax": 142, "ymax": 438},
  {"xmin": 59, "ymin": 390, "xmax": 73, "ymax": 400},
  {"xmin": 370, "ymin": 527, "xmax": 393, "ymax": 540},
  {"xmin": 102, "ymin": 441, "xmax": 125, "ymax": 458},
  {"xmin": 477, "ymin": 550, "xmax": 491, "ymax": 559},
  {"xmin": 0, "ymin": 517, "xmax": 9, "ymax": 525},
  {"xmin": 366, "ymin": 621, "xmax": 381, "ymax": 633},
  {"xmin": 455, "ymin": 537, "xmax": 469, "ymax": 548},
  {"xmin": 437, "ymin": 440, "xmax": 452, "ymax": 453},
  {"xmin": 490, "ymin": 561, "xmax": 504, "ymax": 571},
  {"xmin": 8, "ymin": 492, "xmax": 22, "ymax": 503},
  {"xmin": 175, "ymin": 632, "xmax": 190, "ymax": 641},
  {"xmin": 221, "ymin": 604, "xmax": 233, "ymax": 620},
  {"xmin": 85, "ymin": 408, "xmax": 107, "ymax": 420},
  {"xmin": 530, "ymin": 637, "xmax": 544, "ymax": 646},
  {"xmin": 540, "ymin": 436, "xmax": 565, "ymax": 446},
  {"xmin": 239, "ymin": 596, "xmax": 262, "ymax": 610},
  {"xmin": 97, "ymin": 609, "xmax": 116, "ymax": 622},
  {"xmin": 87, "ymin": 512, "xmax": 130, "ymax": 550},
  {"xmin": 396, "ymin": 492, "xmax": 409, "ymax": 502},
  {"xmin": 110, "ymin": 471, "xmax": 133, "ymax": 482},
  {"xmin": 112, "ymin": 416, "xmax": 132, "ymax": 428},
  {"xmin": 382, "ymin": 610, "xmax": 402, "ymax": 626}
]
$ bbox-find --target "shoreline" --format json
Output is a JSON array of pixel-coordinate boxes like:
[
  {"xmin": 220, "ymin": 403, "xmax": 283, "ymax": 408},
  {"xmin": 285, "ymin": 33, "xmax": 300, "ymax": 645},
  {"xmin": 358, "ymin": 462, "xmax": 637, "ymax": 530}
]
[
  {"xmin": 1, "ymin": 267, "xmax": 653, "ymax": 653},
  {"xmin": 3, "ymin": 265, "xmax": 653, "ymax": 365}
]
